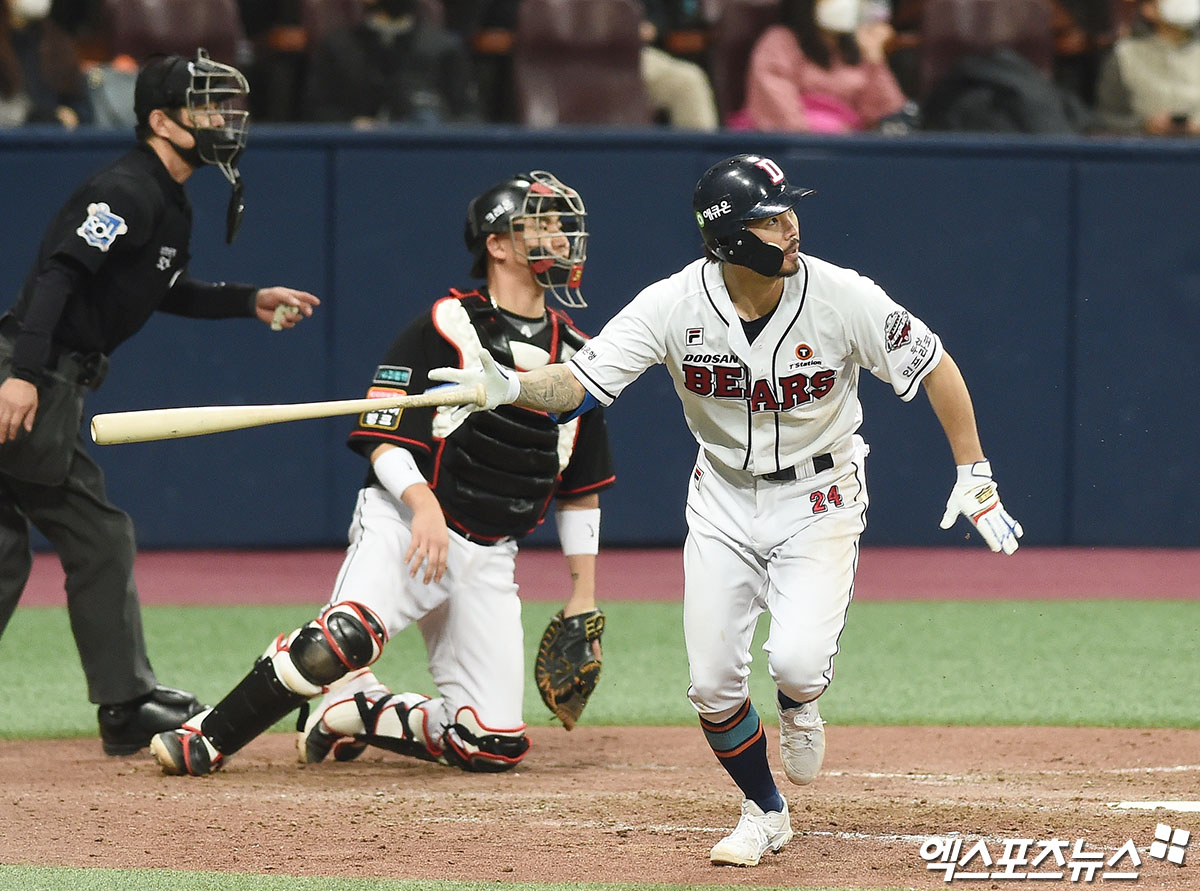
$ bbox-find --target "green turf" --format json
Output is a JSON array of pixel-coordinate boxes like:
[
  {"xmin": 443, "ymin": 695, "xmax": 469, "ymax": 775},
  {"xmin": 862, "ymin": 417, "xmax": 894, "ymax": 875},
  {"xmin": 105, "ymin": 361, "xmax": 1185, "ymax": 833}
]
[
  {"xmin": 1, "ymin": 599, "xmax": 1196, "ymax": 740},
  {"xmin": 0, "ymin": 868, "xmax": 890, "ymax": 891}
]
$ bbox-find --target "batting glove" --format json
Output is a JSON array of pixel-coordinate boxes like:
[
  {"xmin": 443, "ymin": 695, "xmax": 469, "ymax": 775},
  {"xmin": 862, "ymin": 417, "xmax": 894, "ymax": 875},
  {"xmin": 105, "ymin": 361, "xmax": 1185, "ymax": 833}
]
[
  {"xmin": 428, "ymin": 350, "xmax": 521, "ymax": 412},
  {"xmin": 939, "ymin": 461, "xmax": 1023, "ymax": 555}
]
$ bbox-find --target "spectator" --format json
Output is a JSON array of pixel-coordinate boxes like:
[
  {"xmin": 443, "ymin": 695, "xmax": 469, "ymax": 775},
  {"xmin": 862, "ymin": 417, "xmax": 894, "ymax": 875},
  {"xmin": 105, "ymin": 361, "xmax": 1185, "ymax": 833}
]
[
  {"xmin": 1094, "ymin": 0, "xmax": 1200, "ymax": 135},
  {"xmin": 641, "ymin": 0, "xmax": 720, "ymax": 129},
  {"xmin": 1, "ymin": 1, "xmax": 29, "ymax": 125},
  {"xmin": 737, "ymin": 0, "xmax": 906, "ymax": 132},
  {"xmin": 238, "ymin": 0, "xmax": 311, "ymax": 122},
  {"xmin": 6, "ymin": 0, "xmax": 91, "ymax": 128},
  {"xmin": 305, "ymin": 0, "xmax": 481, "ymax": 125}
]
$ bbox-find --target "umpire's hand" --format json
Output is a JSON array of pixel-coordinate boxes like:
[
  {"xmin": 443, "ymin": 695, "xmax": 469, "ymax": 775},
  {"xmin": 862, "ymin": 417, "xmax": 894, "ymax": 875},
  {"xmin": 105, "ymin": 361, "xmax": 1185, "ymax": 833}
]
[{"xmin": 0, "ymin": 377, "xmax": 38, "ymax": 443}]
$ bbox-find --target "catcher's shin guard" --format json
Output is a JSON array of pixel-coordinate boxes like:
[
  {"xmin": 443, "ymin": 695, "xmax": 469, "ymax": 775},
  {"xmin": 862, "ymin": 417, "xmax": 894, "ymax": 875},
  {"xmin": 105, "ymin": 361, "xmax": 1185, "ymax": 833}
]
[
  {"xmin": 203, "ymin": 601, "xmax": 387, "ymax": 757},
  {"xmin": 352, "ymin": 691, "xmax": 443, "ymax": 763},
  {"xmin": 440, "ymin": 706, "xmax": 529, "ymax": 772}
]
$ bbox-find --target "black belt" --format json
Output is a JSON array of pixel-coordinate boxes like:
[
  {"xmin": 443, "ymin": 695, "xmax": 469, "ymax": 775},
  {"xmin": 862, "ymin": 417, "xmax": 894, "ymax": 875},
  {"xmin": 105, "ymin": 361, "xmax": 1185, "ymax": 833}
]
[{"xmin": 761, "ymin": 452, "xmax": 834, "ymax": 482}]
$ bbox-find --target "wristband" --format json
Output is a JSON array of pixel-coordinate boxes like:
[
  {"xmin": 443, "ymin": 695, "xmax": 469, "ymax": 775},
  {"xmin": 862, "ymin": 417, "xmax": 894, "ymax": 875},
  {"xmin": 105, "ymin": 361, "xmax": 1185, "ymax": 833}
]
[
  {"xmin": 373, "ymin": 447, "xmax": 427, "ymax": 501},
  {"xmin": 955, "ymin": 460, "xmax": 992, "ymax": 484},
  {"xmin": 557, "ymin": 507, "xmax": 600, "ymax": 556}
]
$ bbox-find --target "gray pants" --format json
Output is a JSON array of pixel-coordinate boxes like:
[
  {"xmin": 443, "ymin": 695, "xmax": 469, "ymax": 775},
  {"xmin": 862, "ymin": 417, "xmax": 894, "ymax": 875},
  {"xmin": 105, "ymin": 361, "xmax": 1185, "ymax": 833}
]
[{"xmin": 0, "ymin": 432, "xmax": 156, "ymax": 705}]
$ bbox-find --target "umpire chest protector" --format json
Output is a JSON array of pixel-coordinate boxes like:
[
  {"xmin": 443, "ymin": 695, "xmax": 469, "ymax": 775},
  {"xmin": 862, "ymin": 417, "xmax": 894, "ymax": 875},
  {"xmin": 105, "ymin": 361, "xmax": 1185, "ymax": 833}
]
[{"xmin": 433, "ymin": 291, "xmax": 586, "ymax": 542}]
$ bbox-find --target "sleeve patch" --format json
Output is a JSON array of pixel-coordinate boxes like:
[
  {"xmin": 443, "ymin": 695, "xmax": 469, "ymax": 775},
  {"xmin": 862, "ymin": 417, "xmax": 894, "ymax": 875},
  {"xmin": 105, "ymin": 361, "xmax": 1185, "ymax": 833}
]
[
  {"xmin": 884, "ymin": 310, "xmax": 911, "ymax": 352},
  {"xmin": 76, "ymin": 202, "xmax": 128, "ymax": 252},
  {"xmin": 373, "ymin": 365, "xmax": 412, "ymax": 386},
  {"xmin": 359, "ymin": 386, "xmax": 406, "ymax": 430}
]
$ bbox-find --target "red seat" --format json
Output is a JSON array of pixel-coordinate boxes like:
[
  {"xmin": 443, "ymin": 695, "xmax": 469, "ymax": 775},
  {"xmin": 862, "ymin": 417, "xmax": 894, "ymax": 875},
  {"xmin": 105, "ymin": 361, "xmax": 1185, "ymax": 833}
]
[
  {"xmin": 707, "ymin": 0, "xmax": 781, "ymax": 121},
  {"xmin": 512, "ymin": 0, "xmax": 653, "ymax": 127},
  {"xmin": 103, "ymin": 0, "xmax": 245, "ymax": 64},
  {"xmin": 920, "ymin": 0, "xmax": 1054, "ymax": 98}
]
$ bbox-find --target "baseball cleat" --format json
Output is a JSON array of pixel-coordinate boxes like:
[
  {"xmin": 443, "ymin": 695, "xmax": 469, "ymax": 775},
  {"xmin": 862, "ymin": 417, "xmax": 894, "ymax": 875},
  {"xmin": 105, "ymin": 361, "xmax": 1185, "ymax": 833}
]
[
  {"xmin": 297, "ymin": 705, "xmax": 366, "ymax": 764},
  {"xmin": 97, "ymin": 685, "xmax": 206, "ymax": 756},
  {"xmin": 778, "ymin": 698, "xmax": 825, "ymax": 785},
  {"xmin": 150, "ymin": 710, "xmax": 224, "ymax": 776},
  {"xmin": 710, "ymin": 798, "xmax": 793, "ymax": 866}
]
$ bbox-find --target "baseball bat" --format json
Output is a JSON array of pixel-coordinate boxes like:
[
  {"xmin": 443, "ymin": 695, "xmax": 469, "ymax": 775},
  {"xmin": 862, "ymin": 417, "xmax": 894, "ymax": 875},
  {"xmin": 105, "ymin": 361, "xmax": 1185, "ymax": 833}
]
[{"xmin": 90, "ymin": 383, "xmax": 487, "ymax": 445}]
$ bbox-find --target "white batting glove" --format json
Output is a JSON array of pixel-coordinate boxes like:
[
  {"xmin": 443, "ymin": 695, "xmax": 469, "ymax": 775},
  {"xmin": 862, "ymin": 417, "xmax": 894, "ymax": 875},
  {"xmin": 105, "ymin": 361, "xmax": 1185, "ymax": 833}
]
[
  {"xmin": 428, "ymin": 350, "xmax": 520, "ymax": 412},
  {"xmin": 939, "ymin": 461, "xmax": 1023, "ymax": 555}
]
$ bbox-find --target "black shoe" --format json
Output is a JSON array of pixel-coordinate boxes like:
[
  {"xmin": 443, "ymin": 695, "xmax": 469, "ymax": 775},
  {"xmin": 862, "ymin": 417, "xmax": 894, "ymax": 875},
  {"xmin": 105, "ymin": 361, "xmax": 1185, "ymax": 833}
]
[{"xmin": 98, "ymin": 685, "xmax": 206, "ymax": 756}]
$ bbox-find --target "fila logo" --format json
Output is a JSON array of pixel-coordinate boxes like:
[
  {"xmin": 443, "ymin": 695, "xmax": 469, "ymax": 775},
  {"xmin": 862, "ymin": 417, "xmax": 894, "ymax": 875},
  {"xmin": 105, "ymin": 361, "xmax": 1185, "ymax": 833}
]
[{"xmin": 685, "ymin": 328, "xmax": 704, "ymax": 346}]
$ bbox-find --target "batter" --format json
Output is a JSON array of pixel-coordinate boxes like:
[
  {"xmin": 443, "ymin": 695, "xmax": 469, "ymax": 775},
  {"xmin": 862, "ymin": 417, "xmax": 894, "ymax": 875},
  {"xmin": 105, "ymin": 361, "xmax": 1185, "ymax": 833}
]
[{"xmin": 433, "ymin": 153, "xmax": 1022, "ymax": 866}]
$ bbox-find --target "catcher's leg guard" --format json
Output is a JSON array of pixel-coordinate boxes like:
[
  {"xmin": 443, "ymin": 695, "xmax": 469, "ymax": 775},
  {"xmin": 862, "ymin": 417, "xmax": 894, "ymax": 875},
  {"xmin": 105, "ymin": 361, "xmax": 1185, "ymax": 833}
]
[
  {"xmin": 187, "ymin": 602, "xmax": 386, "ymax": 762},
  {"xmin": 440, "ymin": 705, "xmax": 529, "ymax": 772},
  {"xmin": 353, "ymin": 691, "xmax": 443, "ymax": 763}
]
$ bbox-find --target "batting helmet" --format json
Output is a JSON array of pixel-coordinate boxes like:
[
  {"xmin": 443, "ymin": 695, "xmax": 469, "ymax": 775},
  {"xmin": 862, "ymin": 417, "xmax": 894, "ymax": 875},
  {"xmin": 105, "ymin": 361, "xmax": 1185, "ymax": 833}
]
[
  {"xmin": 464, "ymin": 171, "xmax": 588, "ymax": 308},
  {"xmin": 693, "ymin": 154, "xmax": 813, "ymax": 277}
]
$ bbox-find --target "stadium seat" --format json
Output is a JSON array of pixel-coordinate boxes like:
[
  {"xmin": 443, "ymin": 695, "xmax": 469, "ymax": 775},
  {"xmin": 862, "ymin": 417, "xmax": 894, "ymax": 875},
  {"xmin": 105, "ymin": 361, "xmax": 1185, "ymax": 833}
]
[
  {"xmin": 512, "ymin": 0, "xmax": 653, "ymax": 127},
  {"xmin": 103, "ymin": 0, "xmax": 245, "ymax": 64},
  {"xmin": 707, "ymin": 0, "xmax": 781, "ymax": 122},
  {"xmin": 919, "ymin": 0, "xmax": 1054, "ymax": 98}
]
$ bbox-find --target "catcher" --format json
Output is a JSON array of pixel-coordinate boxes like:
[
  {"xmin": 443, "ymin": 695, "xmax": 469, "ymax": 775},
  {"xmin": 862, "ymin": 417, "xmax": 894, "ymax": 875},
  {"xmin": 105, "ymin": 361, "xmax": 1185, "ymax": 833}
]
[{"xmin": 150, "ymin": 171, "xmax": 613, "ymax": 776}]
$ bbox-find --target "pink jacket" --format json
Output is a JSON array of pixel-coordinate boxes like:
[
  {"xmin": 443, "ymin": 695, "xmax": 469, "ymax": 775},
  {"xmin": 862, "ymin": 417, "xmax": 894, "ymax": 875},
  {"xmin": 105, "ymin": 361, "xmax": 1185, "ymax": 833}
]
[{"xmin": 741, "ymin": 25, "xmax": 906, "ymax": 132}]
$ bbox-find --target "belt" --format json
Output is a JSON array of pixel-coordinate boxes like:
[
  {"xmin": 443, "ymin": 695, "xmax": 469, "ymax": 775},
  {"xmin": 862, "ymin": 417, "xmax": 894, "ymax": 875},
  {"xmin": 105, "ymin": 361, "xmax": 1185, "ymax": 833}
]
[
  {"xmin": 761, "ymin": 452, "xmax": 834, "ymax": 482},
  {"xmin": 0, "ymin": 313, "xmax": 108, "ymax": 389}
]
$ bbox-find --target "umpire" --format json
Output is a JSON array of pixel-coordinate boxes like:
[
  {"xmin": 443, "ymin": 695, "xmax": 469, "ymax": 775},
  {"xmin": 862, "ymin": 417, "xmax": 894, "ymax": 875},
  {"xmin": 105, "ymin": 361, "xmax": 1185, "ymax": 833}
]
[{"xmin": 0, "ymin": 49, "xmax": 319, "ymax": 755}]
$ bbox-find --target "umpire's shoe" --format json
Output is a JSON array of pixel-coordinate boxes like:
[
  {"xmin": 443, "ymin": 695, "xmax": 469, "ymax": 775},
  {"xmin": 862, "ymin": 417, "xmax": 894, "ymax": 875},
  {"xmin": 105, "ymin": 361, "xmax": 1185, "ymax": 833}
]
[
  {"xmin": 97, "ymin": 685, "xmax": 206, "ymax": 756},
  {"xmin": 150, "ymin": 710, "xmax": 224, "ymax": 776}
]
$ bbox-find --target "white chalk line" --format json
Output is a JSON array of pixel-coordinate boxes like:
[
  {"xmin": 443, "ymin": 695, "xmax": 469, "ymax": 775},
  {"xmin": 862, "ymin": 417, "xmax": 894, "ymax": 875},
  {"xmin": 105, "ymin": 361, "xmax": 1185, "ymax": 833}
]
[
  {"xmin": 1110, "ymin": 801, "xmax": 1200, "ymax": 812},
  {"xmin": 824, "ymin": 764, "xmax": 1200, "ymax": 783}
]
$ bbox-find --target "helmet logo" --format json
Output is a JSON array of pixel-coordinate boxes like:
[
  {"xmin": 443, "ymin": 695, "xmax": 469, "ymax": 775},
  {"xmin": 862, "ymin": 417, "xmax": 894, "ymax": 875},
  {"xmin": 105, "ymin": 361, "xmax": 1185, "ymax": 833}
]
[
  {"xmin": 699, "ymin": 199, "xmax": 733, "ymax": 222},
  {"xmin": 755, "ymin": 157, "xmax": 786, "ymax": 184},
  {"xmin": 483, "ymin": 200, "xmax": 515, "ymax": 225}
]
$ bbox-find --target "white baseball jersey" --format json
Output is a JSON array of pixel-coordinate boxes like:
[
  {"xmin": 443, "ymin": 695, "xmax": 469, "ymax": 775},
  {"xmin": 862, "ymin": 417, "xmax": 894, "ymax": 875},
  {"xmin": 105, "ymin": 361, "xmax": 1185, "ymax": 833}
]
[{"xmin": 568, "ymin": 255, "xmax": 943, "ymax": 475}]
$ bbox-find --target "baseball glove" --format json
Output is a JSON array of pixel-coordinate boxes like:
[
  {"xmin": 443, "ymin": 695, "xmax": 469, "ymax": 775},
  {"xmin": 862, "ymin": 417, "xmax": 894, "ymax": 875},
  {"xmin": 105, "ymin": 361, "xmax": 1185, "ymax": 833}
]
[{"xmin": 534, "ymin": 609, "xmax": 605, "ymax": 730}]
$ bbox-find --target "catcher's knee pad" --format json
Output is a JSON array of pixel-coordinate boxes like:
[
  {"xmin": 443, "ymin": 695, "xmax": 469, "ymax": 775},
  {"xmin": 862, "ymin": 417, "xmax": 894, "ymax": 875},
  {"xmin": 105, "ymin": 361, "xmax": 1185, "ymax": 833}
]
[
  {"xmin": 440, "ymin": 706, "xmax": 529, "ymax": 773},
  {"xmin": 270, "ymin": 602, "xmax": 387, "ymax": 696}
]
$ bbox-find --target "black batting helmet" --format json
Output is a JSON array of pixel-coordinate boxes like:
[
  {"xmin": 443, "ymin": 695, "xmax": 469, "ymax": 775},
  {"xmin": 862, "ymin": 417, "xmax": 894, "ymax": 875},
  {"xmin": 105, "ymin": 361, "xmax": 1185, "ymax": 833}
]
[
  {"xmin": 464, "ymin": 171, "xmax": 588, "ymax": 308},
  {"xmin": 693, "ymin": 154, "xmax": 813, "ymax": 276}
]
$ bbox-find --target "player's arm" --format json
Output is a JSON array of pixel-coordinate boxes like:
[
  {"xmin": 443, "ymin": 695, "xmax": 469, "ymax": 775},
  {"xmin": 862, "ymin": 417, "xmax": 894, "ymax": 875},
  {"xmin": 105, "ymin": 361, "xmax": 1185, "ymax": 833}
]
[
  {"xmin": 370, "ymin": 442, "xmax": 448, "ymax": 584},
  {"xmin": 514, "ymin": 364, "xmax": 587, "ymax": 414},
  {"xmin": 923, "ymin": 351, "xmax": 1023, "ymax": 555},
  {"xmin": 921, "ymin": 352, "xmax": 984, "ymax": 466},
  {"xmin": 557, "ymin": 492, "xmax": 600, "ymax": 616}
]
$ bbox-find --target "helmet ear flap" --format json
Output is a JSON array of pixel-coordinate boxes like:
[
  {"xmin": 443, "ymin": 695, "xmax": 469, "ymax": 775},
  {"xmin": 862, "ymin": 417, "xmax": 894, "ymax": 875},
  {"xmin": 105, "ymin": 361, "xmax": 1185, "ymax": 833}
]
[{"xmin": 717, "ymin": 224, "xmax": 786, "ymax": 277}]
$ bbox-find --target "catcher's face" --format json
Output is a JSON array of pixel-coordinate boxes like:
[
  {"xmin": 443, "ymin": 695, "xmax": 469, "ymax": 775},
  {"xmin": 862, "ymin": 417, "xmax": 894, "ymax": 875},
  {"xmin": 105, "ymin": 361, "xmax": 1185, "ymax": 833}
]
[{"xmin": 513, "ymin": 212, "xmax": 570, "ymax": 264}]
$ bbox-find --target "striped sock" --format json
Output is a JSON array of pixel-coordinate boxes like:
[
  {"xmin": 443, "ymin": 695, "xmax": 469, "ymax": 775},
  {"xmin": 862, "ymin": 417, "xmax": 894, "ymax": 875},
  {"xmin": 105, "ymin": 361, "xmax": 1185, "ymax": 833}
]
[{"xmin": 700, "ymin": 699, "xmax": 784, "ymax": 814}]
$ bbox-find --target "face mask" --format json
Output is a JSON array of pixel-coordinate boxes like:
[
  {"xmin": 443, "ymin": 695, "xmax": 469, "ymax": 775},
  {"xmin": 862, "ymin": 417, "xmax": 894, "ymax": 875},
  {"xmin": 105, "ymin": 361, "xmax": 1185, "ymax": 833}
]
[
  {"xmin": 816, "ymin": 0, "xmax": 860, "ymax": 33},
  {"xmin": 1159, "ymin": 0, "xmax": 1200, "ymax": 28}
]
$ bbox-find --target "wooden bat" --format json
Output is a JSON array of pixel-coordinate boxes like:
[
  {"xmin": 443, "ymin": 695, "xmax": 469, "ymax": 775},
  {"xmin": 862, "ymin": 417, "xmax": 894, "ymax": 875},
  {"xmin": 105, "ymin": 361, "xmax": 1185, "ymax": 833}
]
[{"xmin": 90, "ymin": 383, "xmax": 487, "ymax": 445}]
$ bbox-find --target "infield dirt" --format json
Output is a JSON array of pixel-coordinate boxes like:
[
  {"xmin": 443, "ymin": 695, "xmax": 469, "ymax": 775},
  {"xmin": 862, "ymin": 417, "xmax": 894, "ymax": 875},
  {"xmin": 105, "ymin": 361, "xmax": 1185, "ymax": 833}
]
[{"xmin": 3, "ymin": 725, "xmax": 1197, "ymax": 889}]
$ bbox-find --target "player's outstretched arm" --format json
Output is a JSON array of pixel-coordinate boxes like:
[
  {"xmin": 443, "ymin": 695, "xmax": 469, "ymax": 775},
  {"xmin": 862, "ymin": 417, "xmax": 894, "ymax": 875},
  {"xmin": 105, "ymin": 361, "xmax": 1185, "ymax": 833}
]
[
  {"xmin": 429, "ymin": 350, "xmax": 586, "ymax": 414},
  {"xmin": 923, "ymin": 352, "xmax": 1023, "ymax": 555}
]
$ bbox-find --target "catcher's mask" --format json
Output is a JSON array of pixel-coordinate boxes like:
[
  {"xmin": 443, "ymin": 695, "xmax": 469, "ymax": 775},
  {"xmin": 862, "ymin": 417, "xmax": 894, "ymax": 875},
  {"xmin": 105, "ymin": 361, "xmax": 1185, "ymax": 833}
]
[
  {"xmin": 693, "ymin": 153, "xmax": 813, "ymax": 277},
  {"xmin": 135, "ymin": 48, "xmax": 250, "ymax": 243},
  {"xmin": 464, "ymin": 171, "xmax": 588, "ymax": 309}
]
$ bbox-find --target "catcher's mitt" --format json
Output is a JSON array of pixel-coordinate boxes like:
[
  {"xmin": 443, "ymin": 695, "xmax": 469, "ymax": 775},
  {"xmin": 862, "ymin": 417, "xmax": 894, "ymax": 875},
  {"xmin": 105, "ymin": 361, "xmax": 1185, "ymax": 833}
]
[{"xmin": 534, "ymin": 609, "xmax": 605, "ymax": 730}]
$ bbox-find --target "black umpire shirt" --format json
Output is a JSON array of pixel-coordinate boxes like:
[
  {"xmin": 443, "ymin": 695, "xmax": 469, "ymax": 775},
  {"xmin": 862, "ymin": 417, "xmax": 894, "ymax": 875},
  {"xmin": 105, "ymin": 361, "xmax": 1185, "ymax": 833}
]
[{"xmin": 6, "ymin": 143, "xmax": 257, "ymax": 385}]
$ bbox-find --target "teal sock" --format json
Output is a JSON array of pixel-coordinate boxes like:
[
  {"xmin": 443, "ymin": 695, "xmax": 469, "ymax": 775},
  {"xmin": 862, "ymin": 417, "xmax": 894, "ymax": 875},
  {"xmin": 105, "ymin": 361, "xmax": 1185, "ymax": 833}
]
[{"xmin": 700, "ymin": 699, "xmax": 784, "ymax": 813}]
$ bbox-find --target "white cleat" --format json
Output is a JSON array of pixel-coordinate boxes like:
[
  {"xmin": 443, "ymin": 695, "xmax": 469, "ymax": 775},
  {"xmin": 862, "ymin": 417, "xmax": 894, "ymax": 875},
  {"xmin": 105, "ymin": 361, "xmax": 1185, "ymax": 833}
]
[
  {"xmin": 709, "ymin": 798, "xmax": 793, "ymax": 867},
  {"xmin": 779, "ymin": 698, "xmax": 826, "ymax": 785}
]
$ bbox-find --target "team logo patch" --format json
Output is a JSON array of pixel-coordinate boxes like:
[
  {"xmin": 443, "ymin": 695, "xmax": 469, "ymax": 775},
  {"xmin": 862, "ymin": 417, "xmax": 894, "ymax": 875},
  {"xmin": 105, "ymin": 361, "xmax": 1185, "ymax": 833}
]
[
  {"xmin": 76, "ymin": 202, "xmax": 128, "ymax": 252},
  {"xmin": 372, "ymin": 365, "xmax": 412, "ymax": 386},
  {"xmin": 359, "ymin": 386, "xmax": 405, "ymax": 429},
  {"xmin": 686, "ymin": 328, "xmax": 704, "ymax": 346},
  {"xmin": 884, "ymin": 311, "xmax": 912, "ymax": 353},
  {"xmin": 795, "ymin": 343, "xmax": 814, "ymax": 360},
  {"xmin": 156, "ymin": 246, "xmax": 177, "ymax": 271}
]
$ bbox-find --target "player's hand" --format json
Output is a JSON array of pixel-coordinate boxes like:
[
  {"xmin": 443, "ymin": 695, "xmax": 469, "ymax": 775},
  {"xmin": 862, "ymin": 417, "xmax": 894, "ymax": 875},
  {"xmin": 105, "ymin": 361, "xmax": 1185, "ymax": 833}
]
[
  {"xmin": 254, "ymin": 287, "xmax": 320, "ymax": 329},
  {"xmin": 939, "ymin": 461, "xmax": 1023, "ymax": 555},
  {"xmin": 404, "ymin": 488, "xmax": 449, "ymax": 584},
  {"xmin": 429, "ymin": 350, "xmax": 520, "ymax": 412},
  {"xmin": 0, "ymin": 377, "xmax": 38, "ymax": 444}
]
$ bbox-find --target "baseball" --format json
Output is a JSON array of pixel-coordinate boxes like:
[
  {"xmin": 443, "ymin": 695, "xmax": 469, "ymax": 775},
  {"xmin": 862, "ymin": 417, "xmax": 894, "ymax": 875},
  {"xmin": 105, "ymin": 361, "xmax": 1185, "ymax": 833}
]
[{"xmin": 271, "ymin": 304, "xmax": 300, "ymax": 331}]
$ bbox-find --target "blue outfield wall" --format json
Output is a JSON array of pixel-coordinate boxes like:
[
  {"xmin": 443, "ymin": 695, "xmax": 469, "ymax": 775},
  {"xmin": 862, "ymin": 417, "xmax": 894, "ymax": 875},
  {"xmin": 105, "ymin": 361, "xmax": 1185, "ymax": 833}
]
[{"xmin": 1, "ymin": 127, "xmax": 1196, "ymax": 549}]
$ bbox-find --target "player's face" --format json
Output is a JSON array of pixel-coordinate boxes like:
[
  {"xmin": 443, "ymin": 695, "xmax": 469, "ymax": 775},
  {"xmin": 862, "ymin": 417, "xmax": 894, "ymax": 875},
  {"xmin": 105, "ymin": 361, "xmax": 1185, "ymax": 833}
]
[
  {"xmin": 515, "ymin": 212, "xmax": 570, "ymax": 261},
  {"xmin": 746, "ymin": 210, "xmax": 801, "ymax": 277}
]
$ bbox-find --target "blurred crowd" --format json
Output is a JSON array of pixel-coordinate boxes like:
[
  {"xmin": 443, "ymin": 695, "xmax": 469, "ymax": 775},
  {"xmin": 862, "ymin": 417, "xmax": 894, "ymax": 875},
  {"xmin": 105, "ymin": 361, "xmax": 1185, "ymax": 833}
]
[{"xmin": 1, "ymin": 0, "xmax": 1198, "ymax": 136}]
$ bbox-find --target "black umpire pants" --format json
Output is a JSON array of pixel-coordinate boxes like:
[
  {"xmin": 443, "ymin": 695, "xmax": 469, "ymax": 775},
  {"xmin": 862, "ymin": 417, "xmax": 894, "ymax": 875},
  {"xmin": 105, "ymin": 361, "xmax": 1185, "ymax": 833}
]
[{"xmin": 0, "ymin": 431, "xmax": 157, "ymax": 705}]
